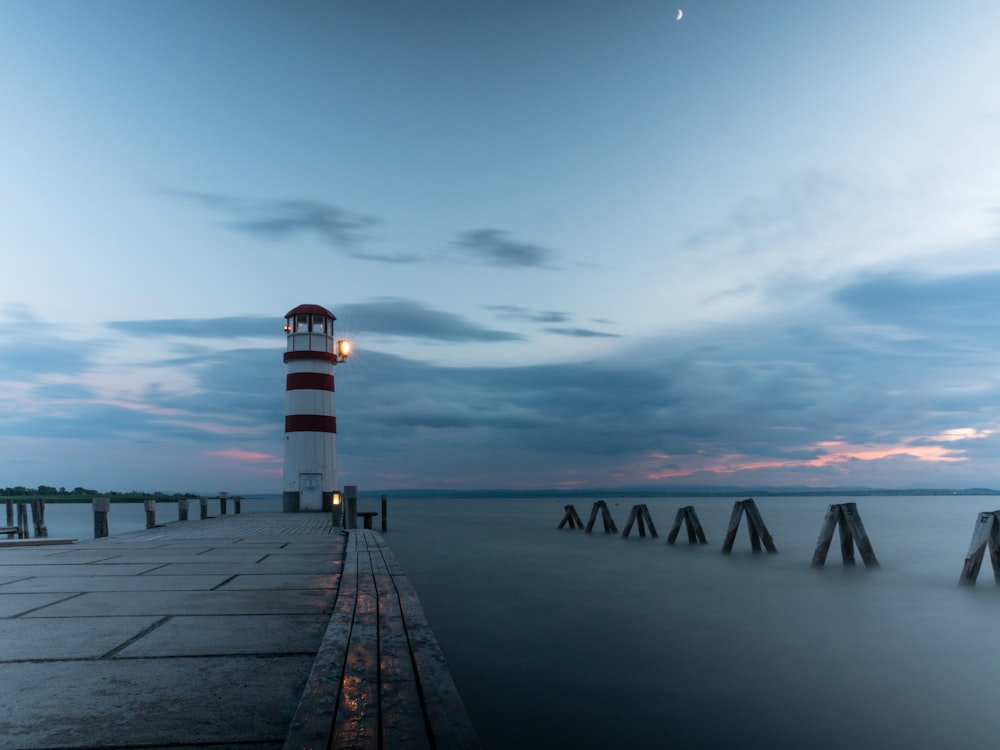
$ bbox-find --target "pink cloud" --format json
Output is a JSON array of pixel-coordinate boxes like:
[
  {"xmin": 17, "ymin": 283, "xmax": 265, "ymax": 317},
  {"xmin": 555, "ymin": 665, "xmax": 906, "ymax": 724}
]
[{"xmin": 206, "ymin": 448, "xmax": 280, "ymax": 463}]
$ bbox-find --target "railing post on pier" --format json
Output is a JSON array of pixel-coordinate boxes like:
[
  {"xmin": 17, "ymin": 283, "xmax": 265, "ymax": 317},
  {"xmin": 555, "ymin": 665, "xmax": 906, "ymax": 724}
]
[
  {"xmin": 4, "ymin": 499, "xmax": 13, "ymax": 538},
  {"xmin": 200, "ymin": 497, "xmax": 209, "ymax": 520},
  {"xmin": 144, "ymin": 499, "xmax": 157, "ymax": 529},
  {"xmin": 381, "ymin": 494, "xmax": 388, "ymax": 532},
  {"xmin": 178, "ymin": 498, "xmax": 189, "ymax": 521},
  {"xmin": 558, "ymin": 504, "xmax": 585, "ymax": 529},
  {"xmin": 621, "ymin": 504, "xmax": 658, "ymax": 538},
  {"xmin": 220, "ymin": 491, "xmax": 228, "ymax": 515},
  {"xmin": 30, "ymin": 499, "xmax": 47, "ymax": 538},
  {"xmin": 234, "ymin": 495, "xmax": 242, "ymax": 514},
  {"xmin": 344, "ymin": 485, "xmax": 358, "ymax": 530},
  {"xmin": 93, "ymin": 497, "xmax": 110, "ymax": 539},
  {"xmin": 721, "ymin": 498, "xmax": 777, "ymax": 554},
  {"xmin": 667, "ymin": 506, "xmax": 708, "ymax": 544}
]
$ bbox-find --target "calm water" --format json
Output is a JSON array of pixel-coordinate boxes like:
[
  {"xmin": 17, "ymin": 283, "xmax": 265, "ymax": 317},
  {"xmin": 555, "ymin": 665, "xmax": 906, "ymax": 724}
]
[{"xmin": 31, "ymin": 494, "xmax": 1000, "ymax": 749}]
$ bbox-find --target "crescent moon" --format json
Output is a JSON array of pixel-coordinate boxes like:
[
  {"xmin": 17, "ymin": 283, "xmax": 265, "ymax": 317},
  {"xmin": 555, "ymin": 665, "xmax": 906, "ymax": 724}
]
[{"xmin": 676, "ymin": 8, "xmax": 683, "ymax": 21}]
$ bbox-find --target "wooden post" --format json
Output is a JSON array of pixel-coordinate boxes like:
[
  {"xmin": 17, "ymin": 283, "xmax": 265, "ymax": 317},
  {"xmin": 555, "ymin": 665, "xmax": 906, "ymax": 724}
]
[
  {"xmin": 345, "ymin": 485, "xmax": 358, "ymax": 530},
  {"xmin": 93, "ymin": 497, "xmax": 110, "ymax": 539},
  {"xmin": 17, "ymin": 503, "xmax": 30, "ymax": 539},
  {"xmin": 234, "ymin": 495, "xmax": 242, "ymax": 514},
  {"xmin": 722, "ymin": 498, "xmax": 777, "ymax": 554},
  {"xmin": 220, "ymin": 495, "xmax": 227, "ymax": 515},
  {"xmin": 3, "ymin": 499, "xmax": 15, "ymax": 539},
  {"xmin": 144, "ymin": 499, "xmax": 156, "ymax": 529},
  {"xmin": 959, "ymin": 510, "xmax": 1000, "ymax": 585},
  {"xmin": 178, "ymin": 498, "xmax": 189, "ymax": 521},
  {"xmin": 381, "ymin": 494, "xmax": 388, "ymax": 532},
  {"xmin": 667, "ymin": 506, "xmax": 708, "ymax": 544},
  {"xmin": 200, "ymin": 497, "xmax": 209, "ymax": 520},
  {"xmin": 585, "ymin": 500, "xmax": 619, "ymax": 534},
  {"xmin": 812, "ymin": 502, "xmax": 878, "ymax": 568},
  {"xmin": 622, "ymin": 504, "xmax": 658, "ymax": 538},
  {"xmin": 30, "ymin": 499, "xmax": 48, "ymax": 538},
  {"xmin": 558, "ymin": 504, "xmax": 585, "ymax": 530}
]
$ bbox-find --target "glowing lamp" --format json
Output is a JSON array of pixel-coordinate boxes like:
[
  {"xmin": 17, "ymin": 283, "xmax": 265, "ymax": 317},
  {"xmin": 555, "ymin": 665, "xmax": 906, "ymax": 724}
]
[
  {"xmin": 337, "ymin": 339, "xmax": 352, "ymax": 359},
  {"xmin": 332, "ymin": 491, "xmax": 342, "ymax": 506}
]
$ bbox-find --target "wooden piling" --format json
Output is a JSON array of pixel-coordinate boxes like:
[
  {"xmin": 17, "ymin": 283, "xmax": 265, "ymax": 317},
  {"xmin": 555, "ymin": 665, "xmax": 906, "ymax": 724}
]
[
  {"xmin": 144, "ymin": 499, "xmax": 157, "ymax": 529},
  {"xmin": 220, "ymin": 494, "xmax": 228, "ymax": 515},
  {"xmin": 93, "ymin": 497, "xmax": 110, "ymax": 539},
  {"xmin": 345, "ymin": 485, "xmax": 358, "ymax": 530},
  {"xmin": 558, "ymin": 504, "xmax": 585, "ymax": 530},
  {"xmin": 622, "ymin": 504, "xmax": 658, "ymax": 538},
  {"xmin": 812, "ymin": 502, "xmax": 879, "ymax": 568},
  {"xmin": 4, "ymin": 500, "xmax": 14, "ymax": 539},
  {"xmin": 666, "ymin": 506, "xmax": 708, "ymax": 544},
  {"xmin": 381, "ymin": 494, "xmax": 388, "ymax": 532},
  {"xmin": 16, "ymin": 503, "xmax": 30, "ymax": 539},
  {"xmin": 721, "ymin": 498, "xmax": 777, "ymax": 554},
  {"xmin": 30, "ymin": 499, "xmax": 47, "ymax": 538},
  {"xmin": 585, "ymin": 500, "xmax": 619, "ymax": 534},
  {"xmin": 178, "ymin": 499, "xmax": 189, "ymax": 521},
  {"xmin": 959, "ymin": 510, "xmax": 1000, "ymax": 586},
  {"xmin": 234, "ymin": 495, "xmax": 242, "ymax": 514},
  {"xmin": 200, "ymin": 497, "xmax": 209, "ymax": 520}
]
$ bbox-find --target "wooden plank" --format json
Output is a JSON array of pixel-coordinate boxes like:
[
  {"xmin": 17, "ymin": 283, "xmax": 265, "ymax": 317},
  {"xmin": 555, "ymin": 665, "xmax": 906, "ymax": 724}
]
[
  {"xmin": 568, "ymin": 505, "xmax": 584, "ymax": 529},
  {"xmin": 283, "ymin": 532, "xmax": 355, "ymax": 750},
  {"xmin": 0, "ymin": 537, "xmax": 75, "ymax": 548},
  {"xmin": 393, "ymin": 573, "xmax": 481, "ymax": 750},
  {"xmin": 958, "ymin": 512, "xmax": 995, "ymax": 585},
  {"xmin": 331, "ymin": 539, "xmax": 380, "ymax": 749},
  {"xmin": 666, "ymin": 508, "xmax": 685, "ymax": 544},
  {"xmin": 622, "ymin": 505, "xmax": 639, "ymax": 538},
  {"xmin": 841, "ymin": 503, "xmax": 878, "ymax": 568},
  {"xmin": 743, "ymin": 499, "xmax": 777, "ymax": 553},
  {"xmin": 687, "ymin": 507, "xmax": 708, "ymax": 544},
  {"xmin": 599, "ymin": 502, "xmax": 619, "ymax": 534},
  {"xmin": 585, "ymin": 502, "xmax": 601, "ymax": 533},
  {"xmin": 811, "ymin": 505, "xmax": 839, "ymax": 567},
  {"xmin": 641, "ymin": 505, "xmax": 658, "ymax": 538},
  {"xmin": 721, "ymin": 501, "xmax": 744, "ymax": 553},
  {"xmin": 376, "ymin": 569, "xmax": 432, "ymax": 750}
]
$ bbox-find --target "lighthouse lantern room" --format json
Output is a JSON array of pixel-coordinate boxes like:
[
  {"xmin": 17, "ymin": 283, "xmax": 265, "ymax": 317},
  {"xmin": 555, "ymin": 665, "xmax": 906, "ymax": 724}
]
[{"xmin": 282, "ymin": 304, "xmax": 349, "ymax": 512}]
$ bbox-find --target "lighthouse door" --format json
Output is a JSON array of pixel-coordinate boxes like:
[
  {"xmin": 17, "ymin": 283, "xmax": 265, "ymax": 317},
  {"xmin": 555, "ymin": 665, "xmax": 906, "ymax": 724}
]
[{"xmin": 299, "ymin": 473, "xmax": 323, "ymax": 512}]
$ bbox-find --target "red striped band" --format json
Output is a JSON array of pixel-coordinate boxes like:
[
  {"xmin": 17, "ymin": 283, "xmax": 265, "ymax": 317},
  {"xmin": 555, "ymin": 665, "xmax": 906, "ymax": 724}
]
[
  {"xmin": 284, "ymin": 415, "xmax": 337, "ymax": 433},
  {"xmin": 286, "ymin": 373, "xmax": 335, "ymax": 392},
  {"xmin": 284, "ymin": 351, "xmax": 338, "ymax": 363}
]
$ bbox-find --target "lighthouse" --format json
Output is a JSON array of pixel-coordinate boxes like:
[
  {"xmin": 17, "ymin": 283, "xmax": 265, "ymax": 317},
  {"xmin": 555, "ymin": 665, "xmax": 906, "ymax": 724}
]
[{"xmin": 282, "ymin": 304, "xmax": 350, "ymax": 512}]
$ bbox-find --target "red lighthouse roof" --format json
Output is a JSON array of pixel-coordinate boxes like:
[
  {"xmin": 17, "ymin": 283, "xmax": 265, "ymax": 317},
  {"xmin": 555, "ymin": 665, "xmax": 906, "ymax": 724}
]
[{"xmin": 285, "ymin": 304, "xmax": 336, "ymax": 319}]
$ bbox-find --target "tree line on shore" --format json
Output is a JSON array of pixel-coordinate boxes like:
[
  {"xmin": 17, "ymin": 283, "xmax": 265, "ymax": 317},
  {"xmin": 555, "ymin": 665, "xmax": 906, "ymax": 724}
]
[{"xmin": 2, "ymin": 486, "xmax": 198, "ymax": 502}]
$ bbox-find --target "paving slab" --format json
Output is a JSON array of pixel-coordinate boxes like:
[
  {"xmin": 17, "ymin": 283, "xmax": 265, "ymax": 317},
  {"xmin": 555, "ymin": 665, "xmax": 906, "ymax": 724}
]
[
  {"xmin": 22, "ymin": 588, "xmax": 336, "ymax": 618},
  {"xmin": 0, "ymin": 655, "xmax": 313, "ymax": 749},
  {"xmin": 115, "ymin": 613, "xmax": 329, "ymax": 657},
  {"xmin": 0, "ymin": 592, "xmax": 78, "ymax": 618},
  {"xmin": 0, "ymin": 574, "xmax": 234, "ymax": 593},
  {"xmin": 217, "ymin": 573, "xmax": 341, "ymax": 591},
  {"xmin": 0, "ymin": 615, "xmax": 163, "ymax": 660},
  {"xmin": 143, "ymin": 562, "xmax": 342, "ymax": 576}
]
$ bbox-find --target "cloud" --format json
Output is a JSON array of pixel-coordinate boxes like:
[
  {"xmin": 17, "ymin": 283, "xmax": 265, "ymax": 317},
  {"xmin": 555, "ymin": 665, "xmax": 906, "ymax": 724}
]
[
  {"xmin": 338, "ymin": 298, "xmax": 523, "ymax": 342},
  {"xmin": 541, "ymin": 327, "xmax": 621, "ymax": 338},
  {"xmin": 107, "ymin": 316, "xmax": 277, "ymax": 339},
  {"xmin": 452, "ymin": 229, "xmax": 556, "ymax": 268},
  {"xmin": 485, "ymin": 305, "xmax": 570, "ymax": 324},
  {"xmin": 165, "ymin": 189, "xmax": 419, "ymax": 264}
]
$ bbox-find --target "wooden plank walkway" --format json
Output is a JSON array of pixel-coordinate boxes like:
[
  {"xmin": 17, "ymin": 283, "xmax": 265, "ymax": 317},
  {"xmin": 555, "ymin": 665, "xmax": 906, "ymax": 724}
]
[{"xmin": 285, "ymin": 529, "xmax": 480, "ymax": 750}]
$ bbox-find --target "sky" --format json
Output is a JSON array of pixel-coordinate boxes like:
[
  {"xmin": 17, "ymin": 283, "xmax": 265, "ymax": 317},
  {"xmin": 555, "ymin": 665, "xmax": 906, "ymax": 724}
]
[{"xmin": 3, "ymin": 0, "xmax": 1000, "ymax": 494}]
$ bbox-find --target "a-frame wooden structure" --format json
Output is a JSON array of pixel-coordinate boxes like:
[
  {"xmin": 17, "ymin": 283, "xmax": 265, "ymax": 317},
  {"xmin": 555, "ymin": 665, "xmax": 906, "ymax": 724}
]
[
  {"xmin": 958, "ymin": 510, "xmax": 1000, "ymax": 586},
  {"xmin": 811, "ymin": 502, "xmax": 879, "ymax": 568},
  {"xmin": 585, "ymin": 500, "xmax": 619, "ymax": 534},
  {"xmin": 557, "ymin": 504, "xmax": 585, "ymax": 530},
  {"xmin": 721, "ymin": 498, "xmax": 777, "ymax": 554},
  {"xmin": 621, "ymin": 504, "xmax": 658, "ymax": 538},
  {"xmin": 666, "ymin": 505, "xmax": 708, "ymax": 544}
]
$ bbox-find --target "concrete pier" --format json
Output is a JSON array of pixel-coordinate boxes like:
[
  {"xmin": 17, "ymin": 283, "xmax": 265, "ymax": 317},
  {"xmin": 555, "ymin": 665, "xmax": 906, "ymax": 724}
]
[{"xmin": 0, "ymin": 513, "xmax": 477, "ymax": 749}]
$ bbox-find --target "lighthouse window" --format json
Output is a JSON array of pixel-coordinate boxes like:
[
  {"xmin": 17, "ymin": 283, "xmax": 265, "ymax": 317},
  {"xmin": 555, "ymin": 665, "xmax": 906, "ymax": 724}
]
[
  {"xmin": 296, "ymin": 315, "xmax": 308, "ymax": 332},
  {"xmin": 312, "ymin": 315, "xmax": 326, "ymax": 333}
]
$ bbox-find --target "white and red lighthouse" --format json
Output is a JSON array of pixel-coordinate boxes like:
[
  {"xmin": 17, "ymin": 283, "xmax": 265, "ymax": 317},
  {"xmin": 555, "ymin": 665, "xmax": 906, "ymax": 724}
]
[{"xmin": 282, "ymin": 304, "xmax": 350, "ymax": 512}]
